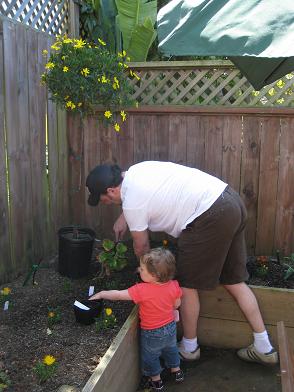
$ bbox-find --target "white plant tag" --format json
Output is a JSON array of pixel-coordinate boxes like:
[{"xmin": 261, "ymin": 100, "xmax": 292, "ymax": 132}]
[
  {"xmin": 3, "ymin": 301, "xmax": 9, "ymax": 311},
  {"xmin": 88, "ymin": 286, "xmax": 94, "ymax": 297},
  {"xmin": 74, "ymin": 300, "xmax": 90, "ymax": 310}
]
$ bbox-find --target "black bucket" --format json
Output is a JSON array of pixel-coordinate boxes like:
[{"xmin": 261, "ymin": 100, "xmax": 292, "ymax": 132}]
[
  {"xmin": 73, "ymin": 299, "xmax": 103, "ymax": 325},
  {"xmin": 58, "ymin": 226, "xmax": 96, "ymax": 279}
]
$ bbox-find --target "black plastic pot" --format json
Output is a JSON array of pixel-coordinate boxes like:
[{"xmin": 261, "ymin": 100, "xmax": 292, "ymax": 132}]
[
  {"xmin": 58, "ymin": 226, "xmax": 95, "ymax": 279},
  {"xmin": 73, "ymin": 299, "xmax": 103, "ymax": 325}
]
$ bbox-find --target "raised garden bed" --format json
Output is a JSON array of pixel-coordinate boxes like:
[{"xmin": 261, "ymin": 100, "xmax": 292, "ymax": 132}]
[{"xmin": 0, "ymin": 242, "xmax": 293, "ymax": 391}]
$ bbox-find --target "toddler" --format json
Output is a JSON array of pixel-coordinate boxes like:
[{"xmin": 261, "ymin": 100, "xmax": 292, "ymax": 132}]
[{"xmin": 90, "ymin": 247, "xmax": 183, "ymax": 391}]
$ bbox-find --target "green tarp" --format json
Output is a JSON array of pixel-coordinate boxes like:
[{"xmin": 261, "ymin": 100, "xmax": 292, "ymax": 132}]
[{"xmin": 157, "ymin": 0, "xmax": 294, "ymax": 90}]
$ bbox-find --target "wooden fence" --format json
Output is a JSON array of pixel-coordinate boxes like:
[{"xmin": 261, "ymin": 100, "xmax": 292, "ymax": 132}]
[
  {"xmin": 67, "ymin": 107, "xmax": 294, "ymax": 257},
  {"xmin": 0, "ymin": 17, "xmax": 69, "ymax": 283}
]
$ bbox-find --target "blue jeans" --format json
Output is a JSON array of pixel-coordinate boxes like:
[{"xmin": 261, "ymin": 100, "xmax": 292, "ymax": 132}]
[{"xmin": 140, "ymin": 321, "xmax": 180, "ymax": 377}]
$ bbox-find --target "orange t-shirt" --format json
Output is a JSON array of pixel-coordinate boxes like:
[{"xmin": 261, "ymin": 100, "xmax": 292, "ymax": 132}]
[{"xmin": 128, "ymin": 280, "xmax": 182, "ymax": 330}]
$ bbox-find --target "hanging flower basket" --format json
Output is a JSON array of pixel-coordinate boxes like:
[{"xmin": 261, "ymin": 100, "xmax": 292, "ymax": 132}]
[{"xmin": 41, "ymin": 36, "xmax": 139, "ymax": 132}]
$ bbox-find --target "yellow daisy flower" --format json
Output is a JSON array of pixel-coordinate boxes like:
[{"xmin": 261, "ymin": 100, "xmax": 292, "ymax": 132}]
[
  {"xmin": 120, "ymin": 110, "xmax": 126, "ymax": 122},
  {"xmin": 81, "ymin": 68, "xmax": 90, "ymax": 76},
  {"xmin": 43, "ymin": 355, "xmax": 56, "ymax": 366},
  {"xmin": 114, "ymin": 123, "xmax": 120, "ymax": 132},
  {"xmin": 105, "ymin": 308, "xmax": 112, "ymax": 316},
  {"xmin": 63, "ymin": 66, "xmax": 69, "ymax": 72},
  {"xmin": 104, "ymin": 111, "xmax": 112, "ymax": 119},
  {"xmin": 1, "ymin": 287, "xmax": 11, "ymax": 296},
  {"xmin": 98, "ymin": 38, "xmax": 106, "ymax": 46},
  {"xmin": 45, "ymin": 62, "xmax": 55, "ymax": 69}
]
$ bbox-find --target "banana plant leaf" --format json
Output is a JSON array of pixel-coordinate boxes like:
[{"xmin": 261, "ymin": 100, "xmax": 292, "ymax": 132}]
[
  {"xmin": 116, "ymin": 0, "xmax": 157, "ymax": 61},
  {"xmin": 157, "ymin": 0, "xmax": 294, "ymax": 90}
]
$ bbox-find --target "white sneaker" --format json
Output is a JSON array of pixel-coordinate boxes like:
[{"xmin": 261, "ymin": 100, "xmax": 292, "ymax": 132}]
[
  {"xmin": 237, "ymin": 344, "xmax": 279, "ymax": 365},
  {"xmin": 178, "ymin": 341, "xmax": 200, "ymax": 361}
]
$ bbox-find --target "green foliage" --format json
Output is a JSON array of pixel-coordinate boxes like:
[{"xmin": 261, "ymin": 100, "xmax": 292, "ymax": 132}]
[
  {"xmin": 115, "ymin": 0, "xmax": 157, "ymax": 61},
  {"xmin": 47, "ymin": 308, "xmax": 62, "ymax": 327},
  {"xmin": 79, "ymin": 0, "xmax": 118, "ymax": 53},
  {"xmin": 0, "ymin": 371, "xmax": 11, "ymax": 391},
  {"xmin": 95, "ymin": 307, "xmax": 117, "ymax": 330},
  {"xmin": 283, "ymin": 253, "xmax": 294, "ymax": 280},
  {"xmin": 255, "ymin": 265, "xmax": 269, "ymax": 278},
  {"xmin": 99, "ymin": 239, "xmax": 128, "ymax": 274},
  {"xmin": 41, "ymin": 36, "xmax": 135, "ymax": 129},
  {"xmin": 33, "ymin": 356, "xmax": 57, "ymax": 383}
]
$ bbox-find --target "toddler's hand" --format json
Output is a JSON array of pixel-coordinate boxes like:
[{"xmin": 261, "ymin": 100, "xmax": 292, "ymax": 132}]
[{"xmin": 89, "ymin": 292, "xmax": 101, "ymax": 300}]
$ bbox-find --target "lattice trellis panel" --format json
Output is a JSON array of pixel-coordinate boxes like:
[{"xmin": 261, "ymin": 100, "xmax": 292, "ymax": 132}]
[
  {"xmin": 0, "ymin": 0, "xmax": 69, "ymax": 35},
  {"xmin": 127, "ymin": 62, "xmax": 294, "ymax": 107}
]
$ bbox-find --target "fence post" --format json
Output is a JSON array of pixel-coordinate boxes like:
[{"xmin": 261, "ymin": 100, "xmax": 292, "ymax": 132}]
[{"xmin": 69, "ymin": 0, "xmax": 80, "ymax": 38}]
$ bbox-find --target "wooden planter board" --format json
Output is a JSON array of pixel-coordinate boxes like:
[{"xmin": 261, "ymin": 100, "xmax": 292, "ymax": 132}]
[
  {"xmin": 82, "ymin": 285, "xmax": 294, "ymax": 391},
  {"xmin": 82, "ymin": 306, "xmax": 140, "ymax": 392}
]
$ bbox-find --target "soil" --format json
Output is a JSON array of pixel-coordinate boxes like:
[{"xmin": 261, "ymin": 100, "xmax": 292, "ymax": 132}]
[{"xmin": 0, "ymin": 241, "xmax": 293, "ymax": 392}]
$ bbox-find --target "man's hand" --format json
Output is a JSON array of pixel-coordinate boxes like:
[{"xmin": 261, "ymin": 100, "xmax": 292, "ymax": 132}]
[{"xmin": 113, "ymin": 213, "xmax": 128, "ymax": 241}]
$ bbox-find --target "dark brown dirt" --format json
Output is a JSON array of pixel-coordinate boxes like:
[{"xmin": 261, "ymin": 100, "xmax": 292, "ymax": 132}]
[
  {"xmin": 0, "ymin": 241, "xmax": 293, "ymax": 392},
  {"xmin": 0, "ymin": 242, "xmax": 138, "ymax": 392}
]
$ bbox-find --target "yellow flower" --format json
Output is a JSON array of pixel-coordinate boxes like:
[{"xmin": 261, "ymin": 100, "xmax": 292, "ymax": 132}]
[
  {"xmin": 112, "ymin": 83, "xmax": 118, "ymax": 90},
  {"xmin": 105, "ymin": 308, "xmax": 112, "ymax": 316},
  {"xmin": 118, "ymin": 62, "xmax": 123, "ymax": 67},
  {"xmin": 43, "ymin": 355, "xmax": 56, "ymax": 366},
  {"xmin": 120, "ymin": 110, "xmax": 126, "ymax": 122},
  {"xmin": 118, "ymin": 52, "xmax": 123, "ymax": 58},
  {"xmin": 74, "ymin": 38, "xmax": 86, "ymax": 49},
  {"xmin": 78, "ymin": 102, "xmax": 82, "ymax": 107},
  {"xmin": 61, "ymin": 55, "xmax": 66, "ymax": 60},
  {"xmin": 81, "ymin": 68, "xmax": 90, "ymax": 76},
  {"xmin": 101, "ymin": 75, "xmax": 109, "ymax": 83},
  {"xmin": 48, "ymin": 312, "xmax": 55, "ymax": 318},
  {"xmin": 42, "ymin": 49, "xmax": 48, "ymax": 56},
  {"xmin": 276, "ymin": 98, "xmax": 285, "ymax": 104},
  {"xmin": 126, "ymin": 56, "xmax": 131, "ymax": 62},
  {"xmin": 64, "ymin": 95, "xmax": 69, "ymax": 100},
  {"xmin": 98, "ymin": 38, "xmax": 106, "ymax": 46},
  {"xmin": 63, "ymin": 66, "xmax": 69, "ymax": 72},
  {"xmin": 51, "ymin": 44, "xmax": 60, "ymax": 51},
  {"xmin": 1, "ymin": 287, "xmax": 11, "ymax": 296},
  {"xmin": 45, "ymin": 62, "xmax": 55, "ymax": 69},
  {"xmin": 104, "ymin": 110, "xmax": 112, "ymax": 119},
  {"xmin": 122, "ymin": 50, "xmax": 126, "ymax": 56},
  {"xmin": 66, "ymin": 100, "xmax": 73, "ymax": 107},
  {"xmin": 114, "ymin": 123, "xmax": 120, "ymax": 132},
  {"xmin": 63, "ymin": 38, "xmax": 72, "ymax": 44}
]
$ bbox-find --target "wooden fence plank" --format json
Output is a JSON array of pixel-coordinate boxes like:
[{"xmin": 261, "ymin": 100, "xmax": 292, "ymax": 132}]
[
  {"xmin": 150, "ymin": 114, "xmax": 169, "ymax": 162},
  {"xmin": 83, "ymin": 116, "xmax": 102, "ymax": 236},
  {"xmin": 186, "ymin": 115, "xmax": 205, "ymax": 170},
  {"xmin": 67, "ymin": 114, "xmax": 85, "ymax": 226},
  {"xmin": 240, "ymin": 116, "xmax": 261, "ymax": 254},
  {"xmin": 0, "ymin": 20, "xmax": 12, "ymax": 283},
  {"xmin": 275, "ymin": 118, "xmax": 294, "ymax": 256},
  {"xmin": 168, "ymin": 114, "xmax": 187, "ymax": 165},
  {"xmin": 255, "ymin": 117, "xmax": 280, "ymax": 255},
  {"xmin": 221, "ymin": 116, "xmax": 242, "ymax": 191},
  {"xmin": 203, "ymin": 116, "xmax": 223, "ymax": 178},
  {"xmin": 27, "ymin": 28, "xmax": 49, "ymax": 261},
  {"xmin": 4, "ymin": 20, "xmax": 33, "ymax": 274},
  {"xmin": 133, "ymin": 114, "xmax": 151, "ymax": 163}
]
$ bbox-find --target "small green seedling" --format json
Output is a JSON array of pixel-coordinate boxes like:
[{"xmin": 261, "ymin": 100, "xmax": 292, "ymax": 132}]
[
  {"xmin": 47, "ymin": 308, "xmax": 61, "ymax": 327},
  {"xmin": 0, "ymin": 371, "xmax": 11, "ymax": 391}
]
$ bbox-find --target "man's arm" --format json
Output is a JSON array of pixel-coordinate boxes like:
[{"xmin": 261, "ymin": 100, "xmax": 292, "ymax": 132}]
[
  {"xmin": 113, "ymin": 212, "xmax": 128, "ymax": 241},
  {"xmin": 131, "ymin": 230, "xmax": 150, "ymax": 258}
]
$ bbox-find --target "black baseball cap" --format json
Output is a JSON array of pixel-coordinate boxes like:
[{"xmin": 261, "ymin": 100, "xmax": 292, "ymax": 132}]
[{"xmin": 86, "ymin": 164, "xmax": 122, "ymax": 206}]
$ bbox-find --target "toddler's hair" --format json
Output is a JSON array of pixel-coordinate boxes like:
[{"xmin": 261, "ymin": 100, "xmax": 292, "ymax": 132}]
[{"xmin": 140, "ymin": 247, "xmax": 176, "ymax": 283}]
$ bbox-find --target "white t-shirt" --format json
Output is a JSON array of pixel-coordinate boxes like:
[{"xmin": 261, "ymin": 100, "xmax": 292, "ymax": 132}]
[{"xmin": 121, "ymin": 161, "xmax": 227, "ymax": 238}]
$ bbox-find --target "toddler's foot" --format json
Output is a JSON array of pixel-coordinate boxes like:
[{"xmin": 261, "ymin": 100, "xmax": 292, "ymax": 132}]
[
  {"xmin": 171, "ymin": 369, "xmax": 184, "ymax": 382},
  {"xmin": 148, "ymin": 378, "xmax": 164, "ymax": 391}
]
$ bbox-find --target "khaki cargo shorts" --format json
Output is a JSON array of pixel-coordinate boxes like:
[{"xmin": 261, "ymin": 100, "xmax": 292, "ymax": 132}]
[{"xmin": 176, "ymin": 186, "xmax": 249, "ymax": 290}]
